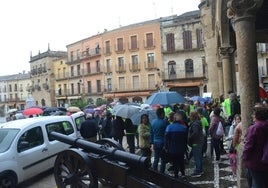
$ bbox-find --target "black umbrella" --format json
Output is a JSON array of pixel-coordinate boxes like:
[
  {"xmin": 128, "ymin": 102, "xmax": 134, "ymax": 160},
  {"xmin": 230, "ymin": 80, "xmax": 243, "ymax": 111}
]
[{"xmin": 43, "ymin": 107, "xmax": 61, "ymax": 116}]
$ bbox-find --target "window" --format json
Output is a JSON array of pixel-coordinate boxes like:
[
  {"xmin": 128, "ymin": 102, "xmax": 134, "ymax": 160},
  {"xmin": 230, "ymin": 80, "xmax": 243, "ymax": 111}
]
[
  {"xmin": 87, "ymin": 62, "xmax": 91, "ymax": 74},
  {"xmin": 9, "ymin": 84, "xmax": 12, "ymax": 92},
  {"xmin": 77, "ymin": 65, "xmax": 81, "ymax": 76},
  {"xmin": 64, "ymin": 84, "xmax": 67, "ymax": 95},
  {"xmin": 118, "ymin": 57, "xmax": 124, "ymax": 66},
  {"xmin": 147, "ymin": 53, "xmax": 155, "ymax": 63},
  {"xmin": 76, "ymin": 49, "xmax": 80, "ymax": 60},
  {"xmin": 131, "ymin": 55, "xmax": 139, "ymax": 71},
  {"xmin": 148, "ymin": 74, "xmax": 155, "ymax": 88},
  {"xmin": 107, "ymin": 78, "xmax": 112, "ymax": 91},
  {"xmin": 106, "ymin": 59, "xmax": 111, "ymax": 73},
  {"xmin": 183, "ymin": 31, "xmax": 192, "ymax": 49},
  {"xmin": 185, "ymin": 59, "xmax": 194, "ymax": 77},
  {"xmin": 97, "ymin": 80, "xmax": 101, "ymax": 92},
  {"xmin": 130, "ymin": 35, "xmax": 138, "ymax": 50},
  {"xmin": 77, "ymin": 82, "xmax": 81, "ymax": 94},
  {"xmin": 17, "ymin": 127, "xmax": 44, "ymax": 152},
  {"xmin": 70, "ymin": 51, "xmax": 73, "ymax": 61},
  {"xmin": 168, "ymin": 61, "xmax": 176, "ymax": 79},
  {"xmin": 71, "ymin": 83, "xmax": 74, "ymax": 95},
  {"xmin": 87, "ymin": 81, "xmax": 92, "ymax": 93},
  {"xmin": 105, "ymin": 41, "xmax": 111, "ymax": 54},
  {"xmin": 46, "ymin": 121, "xmax": 74, "ymax": 141},
  {"xmin": 14, "ymin": 84, "xmax": 18, "ymax": 92},
  {"xmin": 146, "ymin": 33, "xmax": 154, "ymax": 47},
  {"xmin": 119, "ymin": 77, "xmax": 125, "ymax": 90},
  {"xmin": 117, "ymin": 38, "xmax": 124, "ymax": 51},
  {"xmin": 70, "ymin": 66, "xmax": 74, "ymax": 77},
  {"xmin": 63, "ymin": 67, "xmax": 66, "ymax": 78},
  {"xmin": 96, "ymin": 60, "xmax": 100, "ymax": 72},
  {"xmin": 133, "ymin": 76, "xmax": 139, "ymax": 89},
  {"xmin": 166, "ymin": 33, "xmax": 175, "ymax": 52},
  {"xmin": 118, "ymin": 57, "xmax": 125, "ymax": 72},
  {"xmin": 132, "ymin": 55, "xmax": 138, "ymax": 65},
  {"xmin": 196, "ymin": 29, "xmax": 203, "ymax": 49}
]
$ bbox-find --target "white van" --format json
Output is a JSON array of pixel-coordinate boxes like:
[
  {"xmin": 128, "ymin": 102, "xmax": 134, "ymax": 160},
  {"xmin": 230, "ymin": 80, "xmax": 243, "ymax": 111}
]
[{"xmin": 0, "ymin": 113, "xmax": 85, "ymax": 187}]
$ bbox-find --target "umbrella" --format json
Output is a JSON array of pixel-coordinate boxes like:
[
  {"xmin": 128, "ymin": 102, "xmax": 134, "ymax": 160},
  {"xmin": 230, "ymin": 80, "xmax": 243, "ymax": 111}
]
[
  {"xmin": 23, "ymin": 107, "xmax": 43, "ymax": 116},
  {"xmin": 7, "ymin": 108, "xmax": 18, "ymax": 114},
  {"xmin": 43, "ymin": 107, "xmax": 61, "ymax": 116},
  {"xmin": 130, "ymin": 109, "xmax": 157, "ymax": 125},
  {"xmin": 67, "ymin": 106, "xmax": 81, "ymax": 113},
  {"xmin": 189, "ymin": 96, "xmax": 206, "ymax": 103},
  {"xmin": 112, "ymin": 104, "xmax": 141, "ymax": 119},
  {"xmin": 84, "ymin": 108, "xmax": 95, "ymax": 114},
  {"xmin": 259, "ymin": 86, "xmax": 268, "ymax": 99},
  {"xmin": 145, "ymin": 91, "xmax": 186, "ymax": 106}
]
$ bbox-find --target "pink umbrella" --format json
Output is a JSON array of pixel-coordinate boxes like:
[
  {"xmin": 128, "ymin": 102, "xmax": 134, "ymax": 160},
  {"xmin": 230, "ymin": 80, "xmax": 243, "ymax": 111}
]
[{"xmin": 23, "ymin": 107, "xmax": 43, "ymax": 116}]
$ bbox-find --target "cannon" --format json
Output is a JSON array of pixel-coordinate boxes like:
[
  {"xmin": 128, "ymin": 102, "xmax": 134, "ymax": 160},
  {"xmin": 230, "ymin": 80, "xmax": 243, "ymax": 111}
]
[{"xmin": 50, "ymin": 131, "xmax": 198, "ymax": 188}]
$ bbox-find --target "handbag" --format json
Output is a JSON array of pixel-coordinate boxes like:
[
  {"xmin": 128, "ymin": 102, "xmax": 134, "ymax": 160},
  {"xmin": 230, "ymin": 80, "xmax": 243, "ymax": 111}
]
[
  {"xmin": 216, "ymin": 121, "xmax": 224, "ymax": 136},
  {"xmin": 262, "ymin": 139, "xmax": 268, "ymax": 164}
]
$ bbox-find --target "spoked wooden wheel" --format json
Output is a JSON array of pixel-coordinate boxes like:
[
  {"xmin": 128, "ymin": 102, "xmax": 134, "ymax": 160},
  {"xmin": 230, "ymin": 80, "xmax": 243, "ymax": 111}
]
[{"xmin": 54, "ymin": 148, "xmax": 98, "ymax": 188}]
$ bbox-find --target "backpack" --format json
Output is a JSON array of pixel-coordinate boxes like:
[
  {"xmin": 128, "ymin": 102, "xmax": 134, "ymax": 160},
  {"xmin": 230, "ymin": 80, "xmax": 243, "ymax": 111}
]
[{"xmin": 216, "ymin": 121, "xmax": 224, "ymax": 136}]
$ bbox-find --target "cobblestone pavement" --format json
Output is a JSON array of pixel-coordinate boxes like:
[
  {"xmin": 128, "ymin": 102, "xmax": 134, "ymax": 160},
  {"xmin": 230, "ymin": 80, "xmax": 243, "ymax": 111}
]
[{"xmin": 18, "ymin": 138, "xmax": 238, "ymax": 188}]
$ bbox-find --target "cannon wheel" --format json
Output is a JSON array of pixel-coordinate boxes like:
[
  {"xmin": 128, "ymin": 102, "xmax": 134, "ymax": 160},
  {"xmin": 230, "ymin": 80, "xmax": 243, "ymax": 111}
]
[
  {"xmin": 54, "ymin": 148, "xmax": 98, "ymax": 188},
  {"xmin": 95, "ymin": 138, "xmax": 125, "ymax": 187}
]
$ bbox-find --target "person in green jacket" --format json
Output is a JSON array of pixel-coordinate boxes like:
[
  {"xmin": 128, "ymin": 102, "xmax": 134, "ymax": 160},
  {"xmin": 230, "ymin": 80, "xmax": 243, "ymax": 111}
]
[{"xmin": 138, "ymin": 114, "xmax": 151, "ymax": 158}]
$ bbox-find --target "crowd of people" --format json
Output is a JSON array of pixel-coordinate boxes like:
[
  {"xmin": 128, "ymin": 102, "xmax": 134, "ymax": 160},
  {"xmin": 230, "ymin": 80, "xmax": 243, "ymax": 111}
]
[{"xmin": 79, "ymin": 92, "xmax": 268, "ymax": 187}]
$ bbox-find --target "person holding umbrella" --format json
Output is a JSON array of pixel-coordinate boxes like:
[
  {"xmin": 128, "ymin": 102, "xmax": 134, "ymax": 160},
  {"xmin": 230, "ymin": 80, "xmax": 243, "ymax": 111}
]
[
  {"xmin": 125, "ymin": 118, "xmax": 136, "ymax": 154},
  {"xmin": 150, "ymin": 108, "xmax": 169, "ymax": 173},
  {"xmin": 138, "ymin": 114, "xmax": 151, "ymax": 158}
]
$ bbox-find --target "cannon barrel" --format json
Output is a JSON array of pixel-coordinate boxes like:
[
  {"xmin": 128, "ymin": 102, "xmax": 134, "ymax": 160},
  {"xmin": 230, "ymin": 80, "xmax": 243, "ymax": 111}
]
[{"xmin": 50, "ymin": 131, "xmax": 150, "ymax": 168}]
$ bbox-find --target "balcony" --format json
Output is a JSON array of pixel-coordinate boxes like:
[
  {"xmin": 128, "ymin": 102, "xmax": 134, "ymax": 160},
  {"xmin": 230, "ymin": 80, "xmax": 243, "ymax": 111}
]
[
  {"xmin": 129, "ymin": 63, "xmax": 140, "ymax": 72},
  {"xmin": 115, "ymin": 64, "xmax": 126, "ymax": 73},
  {"xmin": 81, "ymin": 48, "xmax": 101, "ymax": 60},
  {"xmin": 104, "ymin": 66, "xmax": 112, "ymax": 75},
  {"xmin": 145, "ymin": 61, "xmax": 157, "ymax": 70},
  {"xmin": 66, "ymin": 57, "xmax": 81, "ymax": 65}
]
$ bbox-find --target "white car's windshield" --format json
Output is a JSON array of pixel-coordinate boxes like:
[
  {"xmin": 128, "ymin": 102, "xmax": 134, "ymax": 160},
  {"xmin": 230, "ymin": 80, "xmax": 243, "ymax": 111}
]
[{"xmin": 0, "ymin": 129, "xmax": 19, "ymax": 153}]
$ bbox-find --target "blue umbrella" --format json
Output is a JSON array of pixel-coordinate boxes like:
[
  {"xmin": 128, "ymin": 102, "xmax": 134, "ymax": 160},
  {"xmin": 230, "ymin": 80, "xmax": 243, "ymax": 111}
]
[
  {"xmin": 145, "ymin": 91, "xmax": 186, "ymax": 106},
  {"xmin": 130, "ymin": 109, "xmax": 157, "ymax": 125},
  {"xmin": 189, "ymin": 96, "xmax": 206, "ymax": 103}
]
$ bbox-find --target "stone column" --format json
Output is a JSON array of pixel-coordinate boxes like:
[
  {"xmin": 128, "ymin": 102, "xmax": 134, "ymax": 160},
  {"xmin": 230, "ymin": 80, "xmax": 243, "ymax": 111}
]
[
  {"xmin": 227, "ymin": 0, "xmax": 263, "ymax": 187},
  {"xmin": 217, "ymin": 61, "xmax": 224, "ymax": 95},
  {"xmin": 219, "ymin": 47, "xmax": 234, "ymax": 98}
]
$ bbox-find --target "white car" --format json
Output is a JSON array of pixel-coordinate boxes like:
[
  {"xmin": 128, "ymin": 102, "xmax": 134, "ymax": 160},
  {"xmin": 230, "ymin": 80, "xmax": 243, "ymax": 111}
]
[{"xmin": 0, "ymin": 112, "xmax": 85, "ymax": 187}]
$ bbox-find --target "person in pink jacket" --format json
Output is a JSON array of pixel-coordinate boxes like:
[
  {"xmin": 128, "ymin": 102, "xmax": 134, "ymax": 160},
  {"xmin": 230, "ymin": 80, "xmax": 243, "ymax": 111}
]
[{"xmin": 243, "ymin": 106, "xmax": 268, "ymax": 188}]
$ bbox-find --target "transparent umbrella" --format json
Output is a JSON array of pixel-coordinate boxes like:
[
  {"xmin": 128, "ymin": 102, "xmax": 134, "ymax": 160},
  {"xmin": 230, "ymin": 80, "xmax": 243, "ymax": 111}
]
[{"xmin": 112, "ymin": 104, "xmax": 141, "ymax": 119}]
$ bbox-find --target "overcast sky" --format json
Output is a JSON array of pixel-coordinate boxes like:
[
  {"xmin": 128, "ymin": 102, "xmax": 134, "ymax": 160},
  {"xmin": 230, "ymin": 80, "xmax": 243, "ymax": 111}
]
[{"xmin": 0, "ymin": 0, "xmax": 200, "ymax": 76}]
